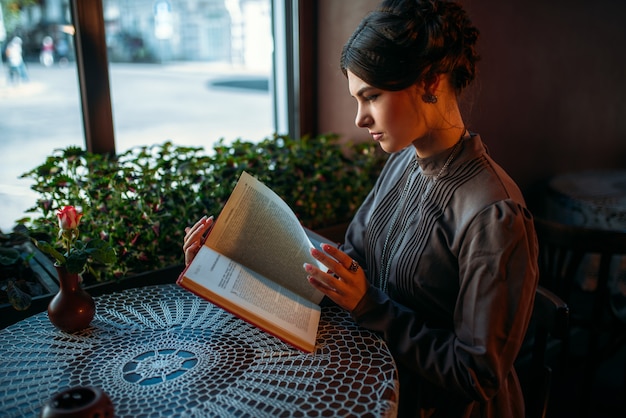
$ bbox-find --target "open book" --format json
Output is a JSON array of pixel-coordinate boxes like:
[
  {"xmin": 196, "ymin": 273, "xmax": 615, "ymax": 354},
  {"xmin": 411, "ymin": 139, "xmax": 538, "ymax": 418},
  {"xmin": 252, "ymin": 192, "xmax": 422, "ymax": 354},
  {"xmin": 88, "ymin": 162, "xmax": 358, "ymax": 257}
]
[{"xmin": 177, "ymin": 171, "xmax": 334, "ymax": 352}]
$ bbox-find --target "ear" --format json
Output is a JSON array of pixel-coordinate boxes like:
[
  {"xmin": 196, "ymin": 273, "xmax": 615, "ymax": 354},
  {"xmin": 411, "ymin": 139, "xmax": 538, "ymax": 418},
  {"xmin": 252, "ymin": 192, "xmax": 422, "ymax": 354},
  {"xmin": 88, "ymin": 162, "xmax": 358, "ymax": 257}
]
[{"xmin": 422, "ymin": 72, "xmax": 442, "ymax": 96}]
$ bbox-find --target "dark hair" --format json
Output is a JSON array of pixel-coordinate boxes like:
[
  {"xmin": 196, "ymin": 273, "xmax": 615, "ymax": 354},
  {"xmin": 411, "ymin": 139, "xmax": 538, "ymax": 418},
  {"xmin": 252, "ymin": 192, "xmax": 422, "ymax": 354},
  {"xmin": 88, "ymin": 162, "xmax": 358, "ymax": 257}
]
[{"xmin": 340, "ymin": 0, "xmax": 480, "ymax": 93}]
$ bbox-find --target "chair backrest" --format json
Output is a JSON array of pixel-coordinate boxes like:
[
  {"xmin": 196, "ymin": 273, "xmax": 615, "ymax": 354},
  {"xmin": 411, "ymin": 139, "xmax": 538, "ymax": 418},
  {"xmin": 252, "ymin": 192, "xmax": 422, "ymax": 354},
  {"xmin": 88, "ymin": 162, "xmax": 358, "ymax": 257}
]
[
  {"xmin": 532, "ymin": 217, "xmax": 626, "ymax": 417},
  {"xmin": 533, "ymin": 218, "xmax": 626, "ymax": 324},
  {"xmin": 519, "ymin": 285, "xmax": 570, "ymax": 418}
]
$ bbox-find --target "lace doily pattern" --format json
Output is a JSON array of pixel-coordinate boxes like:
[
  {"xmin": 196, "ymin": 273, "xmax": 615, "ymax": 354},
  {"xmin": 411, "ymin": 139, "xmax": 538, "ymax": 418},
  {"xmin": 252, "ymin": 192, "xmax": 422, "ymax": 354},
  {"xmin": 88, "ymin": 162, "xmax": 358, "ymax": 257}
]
[{"xmin": 0, "ymin": 284, "xmax": 398, "ymax": 417}]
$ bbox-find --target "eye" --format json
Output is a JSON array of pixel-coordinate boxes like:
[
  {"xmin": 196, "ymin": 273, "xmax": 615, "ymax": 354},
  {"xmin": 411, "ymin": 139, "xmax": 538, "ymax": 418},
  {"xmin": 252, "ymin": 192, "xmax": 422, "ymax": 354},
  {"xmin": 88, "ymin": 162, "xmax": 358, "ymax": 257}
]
[{"xmin": 365, "ymin": 94, "xmax": 379, "ymax": 102}]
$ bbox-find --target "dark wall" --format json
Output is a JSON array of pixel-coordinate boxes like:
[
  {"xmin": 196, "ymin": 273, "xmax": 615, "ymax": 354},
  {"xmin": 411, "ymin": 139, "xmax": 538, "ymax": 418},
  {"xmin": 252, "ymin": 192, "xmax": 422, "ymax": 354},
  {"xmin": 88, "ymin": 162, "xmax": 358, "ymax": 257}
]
[
  {"xmin": 317, "ymin": 0, "xmax": 626, "ymax": 204},
  {"xmin": 462, "ymin": 0, "xmax": 626, "ymax": 201}
]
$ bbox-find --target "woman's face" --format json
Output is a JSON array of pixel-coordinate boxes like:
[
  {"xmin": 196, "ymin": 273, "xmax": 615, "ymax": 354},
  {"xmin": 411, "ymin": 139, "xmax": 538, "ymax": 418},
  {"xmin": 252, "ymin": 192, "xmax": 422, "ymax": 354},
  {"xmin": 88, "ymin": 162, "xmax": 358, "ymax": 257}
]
[{"xmin": 347, "ymin": 70, "xmax": 426, "ymax": 154}]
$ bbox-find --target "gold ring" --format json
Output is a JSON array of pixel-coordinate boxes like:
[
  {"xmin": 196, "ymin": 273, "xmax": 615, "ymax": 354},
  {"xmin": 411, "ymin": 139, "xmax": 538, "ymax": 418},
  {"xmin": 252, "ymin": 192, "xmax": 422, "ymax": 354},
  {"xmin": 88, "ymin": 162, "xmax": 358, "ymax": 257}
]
[{"xmin": 348, "ymin": 259, "xmax": 359, "ymax": 273}]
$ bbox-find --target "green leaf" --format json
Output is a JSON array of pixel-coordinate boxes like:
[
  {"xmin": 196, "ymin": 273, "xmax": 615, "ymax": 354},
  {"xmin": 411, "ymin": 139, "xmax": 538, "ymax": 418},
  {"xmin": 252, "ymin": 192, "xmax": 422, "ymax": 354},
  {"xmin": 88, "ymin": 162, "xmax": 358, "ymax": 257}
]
[
  {"xmin": 6, "ymin": 281, "xmax": 32, "ymax": 311},
  {"xmin": 34, "ymin": 240, "xmax": 66, "ymax": 265},
  {"xmin": 87, "ymin": 240, "xmax": 117, "ymax": 265},
  {"xmin": 66, "ymin": 251, "xmax": 88, "ymax": 274}
]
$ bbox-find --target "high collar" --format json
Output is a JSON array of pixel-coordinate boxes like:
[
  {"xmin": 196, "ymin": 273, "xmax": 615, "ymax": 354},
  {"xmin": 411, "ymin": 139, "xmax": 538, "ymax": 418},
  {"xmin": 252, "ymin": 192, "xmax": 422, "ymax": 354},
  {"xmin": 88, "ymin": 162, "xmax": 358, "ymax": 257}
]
[{"xmin": 414, "ymin": 132, "xmax": 484, "ymax": 176}]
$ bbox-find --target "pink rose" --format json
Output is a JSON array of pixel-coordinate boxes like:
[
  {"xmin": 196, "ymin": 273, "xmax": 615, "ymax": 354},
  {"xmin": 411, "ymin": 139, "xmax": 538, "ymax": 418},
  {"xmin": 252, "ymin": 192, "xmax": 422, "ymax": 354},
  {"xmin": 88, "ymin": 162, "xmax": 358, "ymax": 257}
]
[{"xmin": 57, "ymin": 206, "xmax": 83, "ymax": 231}]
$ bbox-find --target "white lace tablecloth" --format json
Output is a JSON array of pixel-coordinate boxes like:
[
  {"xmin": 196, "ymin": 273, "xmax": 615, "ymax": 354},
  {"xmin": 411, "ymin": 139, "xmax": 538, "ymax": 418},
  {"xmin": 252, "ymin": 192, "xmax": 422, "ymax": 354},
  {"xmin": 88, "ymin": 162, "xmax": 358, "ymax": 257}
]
[{"xmin": 0, "ymin": 284, "xmax": 398, "ymax": 417}]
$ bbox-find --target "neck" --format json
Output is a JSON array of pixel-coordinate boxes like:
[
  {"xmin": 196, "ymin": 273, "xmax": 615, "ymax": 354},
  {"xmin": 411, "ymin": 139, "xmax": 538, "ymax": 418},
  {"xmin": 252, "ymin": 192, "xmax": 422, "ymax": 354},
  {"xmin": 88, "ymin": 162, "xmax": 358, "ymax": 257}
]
[{"xmin": 412, "ymin": 125, "xmax": 467, "ymax": 158}]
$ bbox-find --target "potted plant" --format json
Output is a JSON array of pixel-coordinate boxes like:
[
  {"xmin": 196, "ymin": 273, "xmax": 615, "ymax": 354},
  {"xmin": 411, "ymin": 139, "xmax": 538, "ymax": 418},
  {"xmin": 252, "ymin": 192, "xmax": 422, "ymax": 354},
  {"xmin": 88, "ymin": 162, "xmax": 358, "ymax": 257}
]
[
  {"xmin": 33, "ymin": 205, "xmax": 116, "ymax": 332},
  {"xmin": 1, "ymin": 133, "xmax": 386, "ymax": 324}
]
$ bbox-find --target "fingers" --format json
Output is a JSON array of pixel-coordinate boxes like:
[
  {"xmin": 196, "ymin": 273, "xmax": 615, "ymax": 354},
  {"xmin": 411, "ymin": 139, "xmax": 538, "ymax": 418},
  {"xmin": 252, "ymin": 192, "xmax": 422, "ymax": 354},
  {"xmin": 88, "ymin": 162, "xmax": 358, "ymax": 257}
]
[
  {"xmin": 304, "ymin": 263, "xmax": 340, "ymax": 293},
  {"xmin": 304, "ymin": 244, "xmax": 368, "ymax": 312},
  {"xmin": 306, "ymin": 246, "xmax": 356, "ymax": 291},
  {"xmin": 184, "ymin": 241, "xmax": 200, "ymax": 266},
  {"xmin": 184, "ymin": 216, "xmax": 211, "ymax": 242},
  {"xmin": 303, "ymin": 260, "xmax": 366, "ymax": 312},
  {"xmin": 183, "ymin": 216, "xmax": 214, "ymax": 265},
  {"xmin": 310, "ymin": 244, "xmax": 358, "ymax": 277},
  {"xmin": 183, "ymin": 216, "xmax": 213, "ymax": 245}
]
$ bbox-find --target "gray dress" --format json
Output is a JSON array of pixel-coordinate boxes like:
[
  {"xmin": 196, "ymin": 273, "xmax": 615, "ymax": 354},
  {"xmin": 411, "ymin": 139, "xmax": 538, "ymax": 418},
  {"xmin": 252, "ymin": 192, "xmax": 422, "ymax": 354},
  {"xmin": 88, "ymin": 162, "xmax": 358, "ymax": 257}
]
[{"xmin": 343, "ymin": 133, "xmax": 538, "ymax": 418}]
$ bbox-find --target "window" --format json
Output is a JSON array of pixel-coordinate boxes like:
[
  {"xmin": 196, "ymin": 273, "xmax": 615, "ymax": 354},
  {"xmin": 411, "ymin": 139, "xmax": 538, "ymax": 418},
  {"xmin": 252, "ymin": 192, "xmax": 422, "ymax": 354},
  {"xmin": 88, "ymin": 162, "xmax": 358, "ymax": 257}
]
[
  {"xmin": 102, "ymin": 0, "xmax": 274, "ymax": 152},
  {"xmin": 0, "ymin": 1, "xmax": 83, "ymax": 232},
  {"xmin": 0, "ymin": 0, "xmax": 279, "ymax": 232}
]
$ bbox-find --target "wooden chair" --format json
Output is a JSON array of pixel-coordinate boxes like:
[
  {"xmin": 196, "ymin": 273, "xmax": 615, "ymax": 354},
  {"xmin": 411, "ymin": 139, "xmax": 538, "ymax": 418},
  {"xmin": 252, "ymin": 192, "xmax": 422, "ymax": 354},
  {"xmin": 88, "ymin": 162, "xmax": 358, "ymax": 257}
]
[
  {"xmin": 533, "ymin": 217, "xmax": 626, "ymax": 416},
  {"xmin": 518, "ymin": 285, "xmax": 570, "ymax": 418}
]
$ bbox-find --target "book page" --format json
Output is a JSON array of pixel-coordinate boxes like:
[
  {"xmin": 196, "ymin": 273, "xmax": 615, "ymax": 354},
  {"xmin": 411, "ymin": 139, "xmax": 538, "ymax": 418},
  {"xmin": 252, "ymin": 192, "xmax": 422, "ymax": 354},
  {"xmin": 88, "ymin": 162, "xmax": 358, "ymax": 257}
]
[
  {"xmin": 205, "ymin": 172, "xmax": 325, "ymax": 304},
  {"xmin": 180, "ymin": 245, "xmax": 320, "ymax": 352}
]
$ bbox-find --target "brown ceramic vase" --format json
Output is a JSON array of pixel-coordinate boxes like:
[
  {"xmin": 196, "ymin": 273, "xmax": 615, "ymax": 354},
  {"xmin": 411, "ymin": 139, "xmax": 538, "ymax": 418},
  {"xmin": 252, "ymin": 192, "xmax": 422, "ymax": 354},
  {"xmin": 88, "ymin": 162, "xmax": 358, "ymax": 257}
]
[{"xmin": 47, "ymin": 265, "xmax": 95, "ymax": 332}]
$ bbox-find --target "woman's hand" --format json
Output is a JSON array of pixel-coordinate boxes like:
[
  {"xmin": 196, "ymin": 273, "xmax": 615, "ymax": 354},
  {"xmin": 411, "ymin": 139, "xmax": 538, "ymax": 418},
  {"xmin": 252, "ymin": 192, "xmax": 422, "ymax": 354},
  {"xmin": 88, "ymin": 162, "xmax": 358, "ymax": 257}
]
[
  {"xmin": 183, "ymin": 216, "xmax": 214, "ymax": 265},
  {"xmin": 304, "ymin": 244, "xmax": 369, "ymax": 312}
]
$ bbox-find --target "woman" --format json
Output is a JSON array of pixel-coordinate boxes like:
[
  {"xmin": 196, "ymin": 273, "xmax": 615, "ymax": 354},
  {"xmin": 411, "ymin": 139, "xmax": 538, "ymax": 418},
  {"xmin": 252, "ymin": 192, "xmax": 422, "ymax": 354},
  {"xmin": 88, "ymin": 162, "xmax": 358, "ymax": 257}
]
[{"xmin": 184, "ymin": 1, "xmax": 538, "ymax": 416}]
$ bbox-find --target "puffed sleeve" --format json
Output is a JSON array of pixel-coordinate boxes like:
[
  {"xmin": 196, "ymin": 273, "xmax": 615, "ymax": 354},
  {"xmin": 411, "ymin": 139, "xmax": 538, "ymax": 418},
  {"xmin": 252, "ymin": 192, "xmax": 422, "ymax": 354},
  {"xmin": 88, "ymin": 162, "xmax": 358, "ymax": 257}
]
[{"xmin": 351, "ymin": 200, "xmax": 538, "ymax": 402}]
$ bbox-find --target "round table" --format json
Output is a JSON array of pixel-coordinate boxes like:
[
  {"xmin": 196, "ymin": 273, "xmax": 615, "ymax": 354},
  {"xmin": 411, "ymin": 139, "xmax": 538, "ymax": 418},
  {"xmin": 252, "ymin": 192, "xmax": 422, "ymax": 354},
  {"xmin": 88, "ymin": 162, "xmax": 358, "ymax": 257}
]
[
  {"xmin": 0, "ymin": 284, "xmax": 398, "ymax": 417},
  {"xmin": 545, "ymin": 169, "xmax": 626, "ymax": 231}
]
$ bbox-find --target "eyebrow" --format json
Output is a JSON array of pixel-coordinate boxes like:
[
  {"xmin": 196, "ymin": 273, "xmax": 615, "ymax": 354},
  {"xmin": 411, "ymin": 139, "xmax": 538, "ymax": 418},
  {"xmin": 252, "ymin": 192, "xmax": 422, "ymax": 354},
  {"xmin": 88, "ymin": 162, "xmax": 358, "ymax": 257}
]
[{"xmin": 354, "ymin": 86, "xmax": 375, "ymax": 98}]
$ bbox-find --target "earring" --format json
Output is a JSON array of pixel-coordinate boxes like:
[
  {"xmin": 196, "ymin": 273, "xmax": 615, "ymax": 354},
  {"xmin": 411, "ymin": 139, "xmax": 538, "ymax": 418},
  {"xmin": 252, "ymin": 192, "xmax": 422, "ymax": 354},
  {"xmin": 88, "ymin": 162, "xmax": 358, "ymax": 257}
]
[{"xmin": 422, "ymin": 94, "xmax": 438, "ymax": 104}]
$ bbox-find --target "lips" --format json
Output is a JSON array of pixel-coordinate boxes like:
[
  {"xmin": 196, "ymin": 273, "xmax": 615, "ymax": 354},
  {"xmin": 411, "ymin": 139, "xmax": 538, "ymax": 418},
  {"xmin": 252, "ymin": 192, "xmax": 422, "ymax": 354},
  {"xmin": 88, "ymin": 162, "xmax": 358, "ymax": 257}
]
[{"xmin": 370, "ymin": 132, "xmax": 383, "ymax": 141}]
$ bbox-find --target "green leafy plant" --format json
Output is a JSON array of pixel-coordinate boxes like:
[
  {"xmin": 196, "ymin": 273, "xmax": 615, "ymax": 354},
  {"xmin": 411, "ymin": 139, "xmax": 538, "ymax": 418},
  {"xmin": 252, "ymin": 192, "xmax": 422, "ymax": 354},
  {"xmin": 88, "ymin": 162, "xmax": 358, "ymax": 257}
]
[
  {"xmin": 18, "ymin": 134, "xmax": 386, "ymax": 282},
  {"xmin": 203, "ymin": 134, "xmax": 387, "ymax": 229}
]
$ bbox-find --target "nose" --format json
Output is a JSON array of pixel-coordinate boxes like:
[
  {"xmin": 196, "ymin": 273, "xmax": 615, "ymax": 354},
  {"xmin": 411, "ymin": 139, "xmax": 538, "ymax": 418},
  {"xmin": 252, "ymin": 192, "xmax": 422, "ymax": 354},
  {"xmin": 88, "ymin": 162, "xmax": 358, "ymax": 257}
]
[{"xmin": 355, "ymin": 105, "xmax": 371, "ymax": 128}]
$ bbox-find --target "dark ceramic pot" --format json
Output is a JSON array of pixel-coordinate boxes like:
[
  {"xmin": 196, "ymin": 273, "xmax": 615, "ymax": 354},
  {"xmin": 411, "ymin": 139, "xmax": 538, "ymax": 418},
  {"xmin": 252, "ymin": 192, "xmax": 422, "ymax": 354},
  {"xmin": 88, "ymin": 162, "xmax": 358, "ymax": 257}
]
[
  {"xmin": 47, "ymin": 265, "xmax": 95, "ymax": 332},
  {"xmin": 40, "ymin": 386, "xmax": 113, "ymax": 418}
]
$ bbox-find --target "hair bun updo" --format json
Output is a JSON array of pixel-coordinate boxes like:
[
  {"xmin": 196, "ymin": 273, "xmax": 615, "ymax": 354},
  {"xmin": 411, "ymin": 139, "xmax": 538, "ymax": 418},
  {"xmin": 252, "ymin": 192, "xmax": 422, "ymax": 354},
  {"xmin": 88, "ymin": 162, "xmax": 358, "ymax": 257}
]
[{"xmin": 341, "ymin": 0, "xmax": 480, "ymax": 93}]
